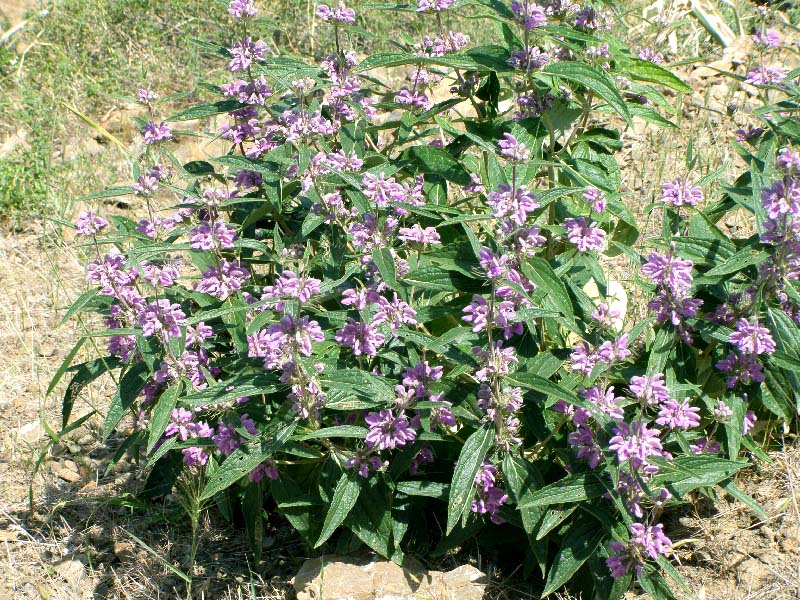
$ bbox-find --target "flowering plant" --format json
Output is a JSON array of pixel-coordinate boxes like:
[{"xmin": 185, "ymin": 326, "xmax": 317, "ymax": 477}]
[{"xmin": 54, "ymin": 1, "xmax": 799, "ymax": 597}]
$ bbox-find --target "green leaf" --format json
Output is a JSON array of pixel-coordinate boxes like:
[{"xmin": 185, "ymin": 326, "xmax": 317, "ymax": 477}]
[
  {"xmin": 58, "ymin": 289, "xmax": 100, "ymax": 326},
  {"xmin": 637, "ymin": 565, "xmax": 678, "ymax": 600},
  {"xmin": 103, "ymin": 361, "xmax": 151, "ymax": 441},
  {"xmin": 446, "ymin": 424, "xmax": 495, "ymax": 534},
  {"xmin": 201, "ymin": 422, "xmax": 296, "ymax": 500},
  {"xmin": 695, "ymin": 248, "xmax": 768, "ymax": 282},
  {"xmin": 402, "ymin": 146, "xmax": 472, "ymax": 185},
  {"xmin": 648, "ymin": 326, "xmax": 673, "ymax": 375},
  {"xmin": 62, "ymin": 356, "xmax": 120, "ymax": 428},
  {"xmin": 319, "ymin": 369, "xmax": 396, "ymax": 403},
  {"xmin": 623, "ymin": 58, "xmax": 692, "ymax": 93},
  {"xmin": 372, "ymin": 247, "xmax": 398, "ymax": 290},
  {"xmin": 167, "ymin": 100, "xmax": 242, "ymax": 121},
  {"xmin": 651, "ymin": 455, "xmax": 749, "ymax": 496},
  {"xmin": 541, "ymin": 513, "xmax": 606, "ymax": 596},
  {"xmin": 541, "ymin": 61, "xmax": 632, "ymax": 126},
  {"xmin": 146, "ymin": 382, "xmax": 183, "ymax": 454},
  {"xmin": 316, "ymin": 472, "xmax": 362, "ymax": 548},
  {"xmin": 77, "ymin": 186, "xmax": 133, "ymax": 202},
  {"xmin": 504, "ymin": 372, "xmax": 579, "ymax": 407},
  {"xmin": 293, "ymin": 425, "xmax": 367, "ymax": 440},
  {"xmin": 517, "ymin": 473, "xmax": 605, "ymax": 509},
  {"xmin": 47, "ymin": 338, "xmax": 87, "ymax": 398},
  {"xmin": 522, "ymin": 257, "xmax": 575, "ymax": 322},
  {"xmin": 396, "ymin": 480, "xmax": 449, "ymax": 500},
  {"xmin": 719, "ymin": 478, "xmax": 768, "ymax": 521}
]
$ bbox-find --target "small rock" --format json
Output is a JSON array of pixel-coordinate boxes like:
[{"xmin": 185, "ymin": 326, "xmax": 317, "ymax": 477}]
[
  {"xmin": 16, "ymin": 421, "xmax": 44, "ymax": 444},
  {"xmin": 52, "ymin": 461, "xmax": 81, "ymax": 483},
  {"xmin": 54, "ymin": 555, "xmax": 86, "ymax": 588},
  {"xmin": 76, "ymin": 433, "xmax": 95, "ymax": 447},
  {"xmin": 112, "ymin": 542, "xmax": 134, "ymax": 562},
  {"xmin": 36, "ymin": 341, "xmax": 57, "ymax": 357},
  {"xmin": 293, "ymin": 555, "xmax": 486, "ymax": 600}
]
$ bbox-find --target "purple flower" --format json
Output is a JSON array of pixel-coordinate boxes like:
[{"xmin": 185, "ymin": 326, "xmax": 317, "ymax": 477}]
[
  {"xmin": 249, "ymin": 460, "xmax": 279, "ymax": 482},
  {"xmin": 606, "ymin": 523, "xmax": 672, "ymax": 578},
  {"xmin": 472, "ymin": 342, "xmax": 518, "ymax": 382},
  {"xmin": 137, "ymin": 89, "xmax": 158, "ymax": 104},
  {"xmin": 409, "ymin": 444, "xmax": 435, "ymax": 475},
  {"xmin": 511, "ymin": 1, "xmax": 547, "ymax": 28},
  {"xmin": 464, "ymin": 173, "xmax": 484, "ymax": 193},
  {"xmin": 213, "ymin": 422, "xmax": 241, "ymax": 456},
  {"xmin": 75, "ymin": 211, "xmax": 109, "ymax": 236},
  {"xmin": 182, "ymin": 447, "xmax": 209, "ymax": 467},
  {"xmin": 597, "ymin": 335, "xmax": 631, "ymax": 364},
  {"xmin": 372, "ymin": 294, "xmax": 417, "ymax": 330},
  {"xmin": 478, "ymin": 246, "xmax": 511, "ymax": 279},
  {"xmin": 641, "ymin": 249, "xmax": 694, "ymax": 294},
  {"xmin": 608, "ymin": 421, "xmax": 665, "ymax": 470},
  {"xmin": 761, "ymin": 177, "xmax": 800, "ymax": 219},
  {"xmin": 690, "ymin": 438, "xmax": 721, "ymax": 454},
  {"xmin": 137, "ymin": 299, "xmax": 186, "ymax": 339},
  {"xmin": 776, "ymin": 147, "xmax": 800, "ymax": 175},
  {"xmin": 234, "ymin": 169, "xmax": 263, "ymax": 189},
  {"xmin": 186, "ymin": 322, "xmax": 213, "ymax": 346},
  {"xmin": 655, "ymin": 398, "xmax": 701, "ymax": 430},
  {"xmin": 498, "ymin": 133, "xmax": 530, "ymax": 161},
  {"xmin": 486, "ymin": 184, "xmax": 539, "ymax": 226},
  {"xmin": 735, "ymin": 125, "xmax": 764, "ymax": 143},
  {"xmin": 583, "ymin": 186, "xmax": 606, "ymax": 212},
  {"xmin": 581, "ymin": 385, "xmax": 625, "ymax": 420},
  {"xmin": 316, "ymin": 1, "xmax": 356, "ymax": 22},
  {"xmin": 364, "ymin": 409, "xmax": 417, "ymax": 450},
  {"xmin": 263, "ymin": 271, "xmax": 321, "ymax": 309},
  {"xmin": 744, "ymin": 65, "xmax": 787, "ymax": 86},
  {"xmin": 729, "ymin": 319, "xmax": 776, "ymax": 355},
  {"xmin": 417, "ymin": 0, "xmax": 454, "ymax": 10},
  {"xmin": 638, "ymin": 48, "xmax": 664, "ymax": 64},
  {"xmin": 335, "ymin": 318, "xmax": 386, "ymax": 356},
  {"xmin": 568, "ymin": 426, "xmax": 602, "ymax": 468},
  {"xmin": 629, "ymin": 373, "xmax": 669, "ymax": 405},
  {"xmin": 362, "ymin": 172, "xmax": 407, "ymax": 207},
  {"xmin": 229, "ymin": 37, "xmax": 267, "ymax": 72},
  {"xmin": 165, "ymin": 407, "xmax": 213, "ymax": 441},
  {"xmin": 142, "ymin": 121, "xmax": 173, "ymax": 145},
  {"xmin": 715, "ymin": 351, "xmax": 765, "ymax": 388},
  {"xmin": 570, "ymin": 341, "xmax": 598, "ymax": 376},
  {"xmin": 752, "ymin": 29, "xmax": 781, "ymax": 48},
  {"xmin": 398, "ymin": 224, "xmax": 441, "ymax": 245},
  {"xmin": 508, "ymin": 46, "xmax": 550, "ymax": 70},
  {"xmin": 742, "ymin": 411, "xmax": 757, "ymax": 435},
  {"xmin": 574, "ymin": 5, "xmax": 614, "ymax": 29},
  {"xmin": 141, "ymin": 260, "xmax": 181, "ymax": 287},
  {"xmin": 562, "ymin": 217, "xmax": 606, "ymax": 252},
  {"xmin": 660, "ymin": 179, "xmax": 703, "ymax": 207},
  {"xmin": 195, "ymin": 259, "xmax": 250, "ymax": 300},
  {"xmin": 190, "ymin": 221, "xmax": 238, "ymax": 250},
  {"xmin": 132, "ymin": 173, "xmax": 159, "ymax": 196},
  {"xmin": 228, "ymin": 0, "xmax": 257, "ymax": 18},
  {"xmin": 346, "ymin": 452, "xmax": 385, "ymax": 477},
  {"xmin": 471, "ymin": 461, "xmax": 508, "ymax": 524}
]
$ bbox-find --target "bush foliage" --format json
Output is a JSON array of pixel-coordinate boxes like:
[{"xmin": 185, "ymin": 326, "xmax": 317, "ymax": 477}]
[{"xmin": 55, "ymin": 1, "xmax": 800, "ymax": 597}]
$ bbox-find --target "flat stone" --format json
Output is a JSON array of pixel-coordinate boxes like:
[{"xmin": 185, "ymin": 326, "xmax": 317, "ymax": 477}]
[
  {"xmin": 51, "ymin": 460, "xmax": 81, "ymax": 483},
  {"xmin": 293, "ymin": 555, "xmax": 486, "ymax": 600}
]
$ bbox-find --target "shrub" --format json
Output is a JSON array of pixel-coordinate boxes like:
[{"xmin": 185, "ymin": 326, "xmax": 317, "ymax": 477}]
[{"xmin": 54, "ymin": 1, "xmax": 800, "ymax": 598}]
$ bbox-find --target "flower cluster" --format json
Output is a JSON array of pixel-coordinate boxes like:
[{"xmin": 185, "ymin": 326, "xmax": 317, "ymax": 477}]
[{"xmin": 61, "ymin": 0, "xmax": 789, "ymax": 596}]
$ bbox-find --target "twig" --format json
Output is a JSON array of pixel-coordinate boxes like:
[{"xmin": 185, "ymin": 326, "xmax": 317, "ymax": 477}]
[{"xmin": 0, "ymin": 9, "xmax": 49, "ymax": 47}]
